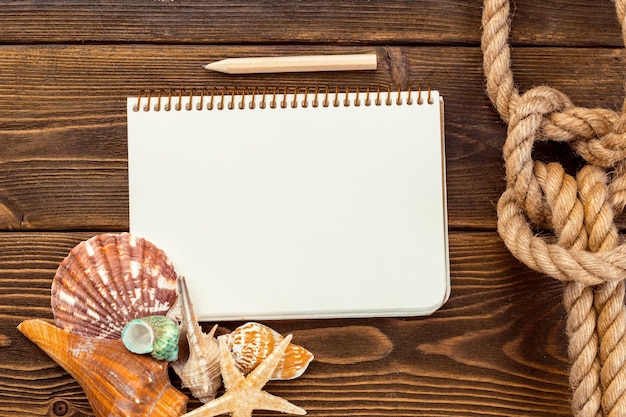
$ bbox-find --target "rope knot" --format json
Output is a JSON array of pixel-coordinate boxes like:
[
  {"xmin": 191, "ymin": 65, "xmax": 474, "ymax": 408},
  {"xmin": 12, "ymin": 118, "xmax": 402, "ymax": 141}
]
[
  {"xmin": 503, "ymin": 86, "xmax": 574, "ymax": 226},
  {"xmin": 495, "ymin": 84, "xmax": 626, "ymax": 286},
  {"xmin": 509, "ymin": 85, "xmax": 573, "ymax": 127},
  {"xmin": 482, "ymin": 2, "xmax": 626, "ymax": 415},
  {"xmin": 544, "ymin": 105, "xmax": 626, "ymax": 169}
]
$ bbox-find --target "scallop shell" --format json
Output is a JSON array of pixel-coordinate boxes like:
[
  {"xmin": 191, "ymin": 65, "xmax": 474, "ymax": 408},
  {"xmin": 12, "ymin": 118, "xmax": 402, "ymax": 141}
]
[
  {"xmin": 220, "ymin": 322, "xmax": 314, "ymax": 380},
  {"xmin": 18, "ymin": 319, "xmax": 188, "ymax": 417},
  {"xmin": 51, "ymin": 232, "xmax": 178, "ymax": 339}
]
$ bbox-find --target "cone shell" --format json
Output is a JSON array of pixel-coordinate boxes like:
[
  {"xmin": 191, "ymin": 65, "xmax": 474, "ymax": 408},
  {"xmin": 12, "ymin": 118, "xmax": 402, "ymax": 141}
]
[
  {"xmin": 51, "ymin": 233, "xmax": 178, "ymax": 339},
  {"xmin": 220, "ymin": 322, "xmax": 314, "ymax": 380},
  {"xmin": 18, "ymin": 319, "xmax": 188, "ymax": 417}
]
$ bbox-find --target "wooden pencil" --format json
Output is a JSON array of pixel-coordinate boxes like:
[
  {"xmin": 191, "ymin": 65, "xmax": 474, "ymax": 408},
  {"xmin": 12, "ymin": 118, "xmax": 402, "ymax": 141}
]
[{"xmin": 204, "ymin": 53, "xmax": 377, "ymax": 74}]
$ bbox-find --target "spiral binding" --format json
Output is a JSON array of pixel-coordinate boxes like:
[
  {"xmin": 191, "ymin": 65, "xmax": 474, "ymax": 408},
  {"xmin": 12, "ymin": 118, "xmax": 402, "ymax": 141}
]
[{"xmin": 132, "ymin": 84, "xmax": 434, "ymax": 112}]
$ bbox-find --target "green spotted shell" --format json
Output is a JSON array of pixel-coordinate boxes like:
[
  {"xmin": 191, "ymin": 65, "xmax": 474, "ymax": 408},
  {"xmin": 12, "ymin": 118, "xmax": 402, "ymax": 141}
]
[{"xmin": 122, "ymin": 315, "xmax": 180, "ymax": 362}]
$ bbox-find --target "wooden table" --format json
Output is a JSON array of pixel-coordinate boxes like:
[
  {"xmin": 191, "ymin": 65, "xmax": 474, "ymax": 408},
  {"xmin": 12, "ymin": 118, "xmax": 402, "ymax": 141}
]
[{"xmin": 1, "ymin": 1, "xmax": 624, "ymax": 416}]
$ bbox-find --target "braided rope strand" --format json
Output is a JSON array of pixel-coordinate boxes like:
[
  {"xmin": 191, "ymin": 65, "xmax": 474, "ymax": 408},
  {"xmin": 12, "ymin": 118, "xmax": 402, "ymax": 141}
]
[
  {"xmin": 481, "ymin": 0, "xmax": 519, "ymax": 123},
  {"xmin": 565, "ymin": 280, "xmax": 602, "ymax": 417},
  {"xmin": 577, "ymin": 166, "xmax": 625, "ymax": 417},
  {"xmin": 536, "ymin": 163, "xmax": 602, "ymax": 416}
]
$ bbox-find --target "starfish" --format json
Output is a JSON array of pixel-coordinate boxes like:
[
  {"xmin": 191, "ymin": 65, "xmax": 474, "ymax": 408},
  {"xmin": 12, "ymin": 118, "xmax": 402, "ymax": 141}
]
[{"xmin": 181, "ymin": 333, "xmax": 306, "ymax": 417}]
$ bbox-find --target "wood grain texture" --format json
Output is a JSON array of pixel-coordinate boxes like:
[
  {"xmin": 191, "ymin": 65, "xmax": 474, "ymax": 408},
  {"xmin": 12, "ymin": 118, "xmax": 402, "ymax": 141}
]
[
  {"xmin": 1, "ymin": 45, "xmax": 624, "ymax": 231},
  {"xmin": 1, "ymin": 0, "xmax": 624, "ymax": 415},
  {"xmin": 0, "ymin": 0, "xmax": 621, "ymax": 47},
  {"xmin": 0, "ymin": 232, "xmax": 570, "ymax": 416}
]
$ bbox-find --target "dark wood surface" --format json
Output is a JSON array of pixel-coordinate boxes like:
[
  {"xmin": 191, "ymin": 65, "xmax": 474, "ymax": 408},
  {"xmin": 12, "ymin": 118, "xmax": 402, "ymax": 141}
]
[{"xmin": 0, "ymin": 1, "xmax": 623, "ymax": 416}]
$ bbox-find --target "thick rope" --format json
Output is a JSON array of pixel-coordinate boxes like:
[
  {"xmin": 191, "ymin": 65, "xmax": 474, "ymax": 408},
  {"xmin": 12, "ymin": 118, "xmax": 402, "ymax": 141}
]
[{"xmin": 481, "ymin": 1, "xmax": 626, "ymax": 416}]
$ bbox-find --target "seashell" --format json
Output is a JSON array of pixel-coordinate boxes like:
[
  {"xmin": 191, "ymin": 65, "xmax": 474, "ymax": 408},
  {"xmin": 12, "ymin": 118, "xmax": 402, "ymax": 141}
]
[
  {"xmin": 180, "ymin": 334, "xmax": 306, "ymax": 417},
  {"xmin": 171, "ymin": 276, "xmax": 222, "ymax": 403},
  {"xmin": 51, "ymin": 232, "xmax": 179, "ymax": 339},
  {"xmin": 18, "ymin": 319, "xmax": 188, "ymax": 417},
  {"xmin": 219, "ymin": 322, "xmax": 314, "ymax": 380},
  {"xmin": 122, "ymin": 315, "xmax": 180, "ymax": 361}
]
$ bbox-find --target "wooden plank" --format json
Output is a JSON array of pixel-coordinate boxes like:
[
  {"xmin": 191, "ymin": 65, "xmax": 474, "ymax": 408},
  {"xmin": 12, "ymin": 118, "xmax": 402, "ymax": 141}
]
[
  {"xmin": 0, "ymin": 0, "xmax": 479, "ymax": 45},
  {"xmin": 0, "ymin": 231, "xmax": 570, "ymax": 416},
  {"xmin": 1, "ymin": 45, "xmax": 624, "ymax": 231},
  {"xmin": 0, "ymin": 0, "xmax": 621, "ymax": 47}
]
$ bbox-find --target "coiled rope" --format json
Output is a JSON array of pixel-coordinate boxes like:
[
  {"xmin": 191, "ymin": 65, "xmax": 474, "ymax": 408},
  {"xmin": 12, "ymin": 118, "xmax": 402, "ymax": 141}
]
[{"xmin": 481, "ymin": 1, "xmax": 626, "ymax": 415}]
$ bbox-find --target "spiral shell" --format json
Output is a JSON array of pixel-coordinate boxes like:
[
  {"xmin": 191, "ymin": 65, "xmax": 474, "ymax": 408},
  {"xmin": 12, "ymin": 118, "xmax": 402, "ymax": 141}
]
[
  {"xmin": 18, "ymin": 319, "xmax": 188, "ymax": 417},
  {"xmin": 220, "ymin": 322, "xmax": 314, "ymax": 380},
  {"xmin": 51, "ymin": 233, "xmax": 178, "ymax": 339},
  {"xmin": 170, "ymin": 276, "xmax": 222, "ymax": 403},
  {"xmin": 122, "ymin": 315, "xmax": 180, "ymax": 361}
]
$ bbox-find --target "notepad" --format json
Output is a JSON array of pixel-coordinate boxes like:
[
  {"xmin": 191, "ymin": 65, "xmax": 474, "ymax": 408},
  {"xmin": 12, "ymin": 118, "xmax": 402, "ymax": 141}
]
[{"xmin": 127, "ymin": 87, "xmax": 449, "ymax": 320}]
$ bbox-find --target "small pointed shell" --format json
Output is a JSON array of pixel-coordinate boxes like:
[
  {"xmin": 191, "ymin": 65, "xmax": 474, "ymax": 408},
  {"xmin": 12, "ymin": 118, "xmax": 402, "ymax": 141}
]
[
  {"xmin": 122, "ymin": 315, "xmax": 180, "ymax": 361},
  {"xmin": 171, "ymin": 276, "xmax": 222, "ymax": 403},
  {"xmin": 220, "ymin": 322, "xmax": 314, "ymax": 380},
  {"xmin": 51, "ymin": 233, "xmax": 178, "ymax": 339}
]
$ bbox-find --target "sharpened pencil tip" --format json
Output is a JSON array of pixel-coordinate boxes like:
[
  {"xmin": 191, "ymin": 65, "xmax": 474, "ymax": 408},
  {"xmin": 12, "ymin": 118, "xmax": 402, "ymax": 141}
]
[{"xmin": 203, "ymin": 61, "xmax": 226, "ymax": 73}]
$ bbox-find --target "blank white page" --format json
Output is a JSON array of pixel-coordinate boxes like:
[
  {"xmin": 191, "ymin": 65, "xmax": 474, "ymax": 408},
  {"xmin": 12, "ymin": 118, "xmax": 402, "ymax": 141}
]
[{"xmin": 127, "ymin": 88, "xmax": 449, "ymax": 320}]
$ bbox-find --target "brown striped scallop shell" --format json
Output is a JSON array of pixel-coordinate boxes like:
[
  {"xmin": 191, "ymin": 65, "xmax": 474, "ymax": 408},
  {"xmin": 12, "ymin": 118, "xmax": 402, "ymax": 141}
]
[{"xmin": 51, "ymin": 233, "xmax": 178, "ymax": 339}]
